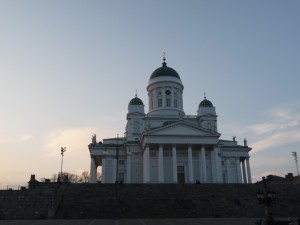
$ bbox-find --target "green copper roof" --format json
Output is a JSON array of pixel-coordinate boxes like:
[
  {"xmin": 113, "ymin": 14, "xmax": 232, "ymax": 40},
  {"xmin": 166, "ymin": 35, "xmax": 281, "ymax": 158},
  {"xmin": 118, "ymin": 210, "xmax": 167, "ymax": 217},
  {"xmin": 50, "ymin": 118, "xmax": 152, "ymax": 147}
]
[
  {"xmin": 199, "ymin": 98, "xmax": 213, "ymax": 107},
  {"xmin": 129, "ymin": 97, "xmax": 144, "ymax": 105},
  {"xmin": 150, "ymin": 62, "xmax": 181, "ymax": 80}
]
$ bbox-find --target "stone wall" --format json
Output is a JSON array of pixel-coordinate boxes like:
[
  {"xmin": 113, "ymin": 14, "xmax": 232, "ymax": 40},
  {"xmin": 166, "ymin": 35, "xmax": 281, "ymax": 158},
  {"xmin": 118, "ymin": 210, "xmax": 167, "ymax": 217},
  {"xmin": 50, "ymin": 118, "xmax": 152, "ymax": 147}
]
[{"xmin": 1, "ymin": 183, "xmax": 300, "ymax": 219}]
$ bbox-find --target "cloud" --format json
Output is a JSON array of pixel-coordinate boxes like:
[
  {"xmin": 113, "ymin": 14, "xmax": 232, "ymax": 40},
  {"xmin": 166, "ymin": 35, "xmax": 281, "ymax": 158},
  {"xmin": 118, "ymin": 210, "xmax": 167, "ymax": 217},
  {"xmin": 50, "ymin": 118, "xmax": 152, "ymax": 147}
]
[
  {"xmin": 44, "ymin": 128, "xmax": 94, "ymax": 158},
  {"xmin": 0, "ymin": 135, "xmax": 10, "ymax": 144},
  {"xmin": 245, "ymin": 103, "xmax": 300, "ymax": 154},
  {"xmin": 43, "ymin": 126, "xmax": 119, "ymax": 158},
  {"xmin": 251, "ymin": 130, "xmax": 300, "ymax": 153},
  {"xmin": 0, "ymin": 134, "xmax": 33, "ymax": 144},
  {"xmin": 19, "ymin": 135, "xmax": 33, "ymax": 141}
]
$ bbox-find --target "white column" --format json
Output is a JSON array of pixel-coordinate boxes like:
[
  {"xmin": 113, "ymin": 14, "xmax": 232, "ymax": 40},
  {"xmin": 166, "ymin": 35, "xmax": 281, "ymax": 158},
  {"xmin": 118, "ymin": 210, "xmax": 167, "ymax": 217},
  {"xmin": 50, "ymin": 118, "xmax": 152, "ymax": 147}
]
[
  {"xmin": 210, "ymin": 150, "xmax": 216, "ymax": 182},
  {"xmin": 112, "ymin": 159, "xmax": 117, "ymax": 183},
  {"xmin": 143, "ymin": 145, "xmax": 150, "ymax": 183},
  {"xmin": 236, "ymin": 157, "xmax": 242, "ymax": 183},
  {"xmin": 158, "ymin": 144, "xmax": 164, "ymax": 183},
  {"xmin": 241, "ymin": 158, "xmax": 247, "ymax": 183},
  {"xmin": 201, "ymin": 146, "xmax": 207, "ymax": 183},
  {"xmin": 246, "ymin": 157, "xmax": 252, "ymax": 183},
  {"xmin": 225, "ymin": 157, "xmax": 231, "ymax": 183},
  {"xmin": 198, "ymin": 150, "xmax": 202, "ymax": 182},
  {"xmin": 126, "ymin": 154, "xmax": 131, "ymax": 183},
  {"xmin": 188, "ymin": 145, "xmax": 194, "ymax": 183},
  {"xmin": 214, "ymin": 146, "xmax": 221, "ymax": 183},
  {"xmin": 89, "ymin": 157, "xmax": 96, "ymax": 183},
  {"xmin": 172, "ymin": 145, "xmax": 178, "ymax": 183},
  {"xmin": 101, "ymin": 158, "xmax": 106, "ymax": 184}
]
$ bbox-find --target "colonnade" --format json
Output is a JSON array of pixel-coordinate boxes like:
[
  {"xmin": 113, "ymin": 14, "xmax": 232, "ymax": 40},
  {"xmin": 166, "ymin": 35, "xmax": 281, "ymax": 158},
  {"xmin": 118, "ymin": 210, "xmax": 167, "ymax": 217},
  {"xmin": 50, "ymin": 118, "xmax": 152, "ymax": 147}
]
[
  {"xmin": 240, "ymin": 157, "xmax": 252, "ymax": 183},
  {"xmin": 141, "ymin": 144, "xmax": 223, "ymax": 184},
  {"xmin": 89, "ymin": 145, "xmax": 252, "ymax": 184}
]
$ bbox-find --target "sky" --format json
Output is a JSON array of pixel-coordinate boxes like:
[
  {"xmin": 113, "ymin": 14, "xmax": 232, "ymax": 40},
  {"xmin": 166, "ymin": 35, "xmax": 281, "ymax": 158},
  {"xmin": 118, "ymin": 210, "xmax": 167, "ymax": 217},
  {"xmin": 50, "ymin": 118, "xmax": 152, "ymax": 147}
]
[{"xmin": 0, "ymin": 0, "xmax": 300, "ymax": 187}]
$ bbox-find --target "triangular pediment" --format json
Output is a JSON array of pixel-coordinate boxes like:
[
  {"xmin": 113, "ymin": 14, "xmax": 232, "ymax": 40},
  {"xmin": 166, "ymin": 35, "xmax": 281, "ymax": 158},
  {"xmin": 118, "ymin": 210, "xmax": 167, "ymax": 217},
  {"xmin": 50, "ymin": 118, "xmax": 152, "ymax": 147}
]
[{"xmin": 146, "ymin": 121, "xmax": 220, "ymax": 137}]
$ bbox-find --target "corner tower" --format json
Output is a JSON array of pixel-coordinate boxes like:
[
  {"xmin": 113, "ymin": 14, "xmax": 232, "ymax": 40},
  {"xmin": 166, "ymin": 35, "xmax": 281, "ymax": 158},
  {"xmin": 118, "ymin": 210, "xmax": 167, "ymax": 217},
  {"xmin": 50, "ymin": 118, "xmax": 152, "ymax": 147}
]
[
  {"xmin": 197, "ymin": 96, "xmax": 218, "ymax": 132},
  {"xmin": 147, "ymin": 56, "xmax": 184, "ymax": 117},
  {"xmin": 125, "ymin": 94, "xmax": 145, "ymax": 142}
]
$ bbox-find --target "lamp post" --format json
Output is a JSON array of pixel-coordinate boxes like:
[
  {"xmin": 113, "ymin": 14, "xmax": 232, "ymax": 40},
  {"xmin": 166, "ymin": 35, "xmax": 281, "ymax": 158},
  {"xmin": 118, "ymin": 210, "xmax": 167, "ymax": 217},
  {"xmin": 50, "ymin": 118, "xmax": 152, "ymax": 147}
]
[
  {"xmin": 60, "ymin": 147, "xmax": 66, "ymax": 182},
  {"xmin": 292, "ymin": 152, "xmax": 299, "ymax": 176},
  {"xmin": 256, "ymin": 177, "xmax": 276, "ymax": 225}
]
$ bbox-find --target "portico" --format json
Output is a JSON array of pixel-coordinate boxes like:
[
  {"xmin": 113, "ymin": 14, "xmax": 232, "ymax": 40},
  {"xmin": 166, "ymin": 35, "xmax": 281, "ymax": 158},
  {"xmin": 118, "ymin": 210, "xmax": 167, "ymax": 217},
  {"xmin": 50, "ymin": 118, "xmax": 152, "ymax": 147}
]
[{"xmin": 141, "ymin": 142, "xmax": 223, "ymax": 184}]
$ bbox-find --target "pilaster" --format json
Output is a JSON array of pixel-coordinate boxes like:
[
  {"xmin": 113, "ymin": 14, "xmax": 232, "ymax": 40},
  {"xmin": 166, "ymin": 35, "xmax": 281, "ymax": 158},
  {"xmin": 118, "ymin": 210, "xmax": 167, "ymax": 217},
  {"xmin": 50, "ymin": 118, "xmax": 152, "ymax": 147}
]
[{"xmin": 126, "ymin": 154, "xmax": 131, "ymax": 183}]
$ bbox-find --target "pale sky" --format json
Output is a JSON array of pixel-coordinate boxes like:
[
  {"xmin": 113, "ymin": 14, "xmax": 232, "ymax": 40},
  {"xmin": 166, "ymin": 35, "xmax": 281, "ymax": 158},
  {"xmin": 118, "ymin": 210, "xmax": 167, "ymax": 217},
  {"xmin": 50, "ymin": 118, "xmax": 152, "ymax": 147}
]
[{"xmin": 1, "ymin": 0, "xmax": 300, "ymax": 187}]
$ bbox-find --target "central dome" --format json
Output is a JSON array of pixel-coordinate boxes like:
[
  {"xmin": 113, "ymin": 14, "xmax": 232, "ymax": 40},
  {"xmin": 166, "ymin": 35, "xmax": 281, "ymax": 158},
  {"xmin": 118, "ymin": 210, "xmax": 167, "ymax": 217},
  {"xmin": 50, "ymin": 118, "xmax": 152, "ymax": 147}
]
[{"xmin": 150, "ymin": 61, "xmax": 181, "ymax": 80}]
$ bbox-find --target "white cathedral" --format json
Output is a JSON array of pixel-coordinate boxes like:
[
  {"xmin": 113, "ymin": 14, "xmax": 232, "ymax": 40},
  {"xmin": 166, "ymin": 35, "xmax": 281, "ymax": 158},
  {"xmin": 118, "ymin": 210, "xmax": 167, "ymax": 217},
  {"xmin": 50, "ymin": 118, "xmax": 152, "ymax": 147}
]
[{"xmin": 89, "ymin": 57, "xmax": 252, "ymax": 184}]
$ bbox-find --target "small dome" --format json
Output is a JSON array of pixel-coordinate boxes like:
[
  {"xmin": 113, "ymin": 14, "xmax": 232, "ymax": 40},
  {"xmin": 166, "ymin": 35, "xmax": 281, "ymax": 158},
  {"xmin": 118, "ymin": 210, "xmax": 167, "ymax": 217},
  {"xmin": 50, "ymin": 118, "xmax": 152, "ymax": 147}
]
[
  {"xmin": 199, "ymin": 98, "xmax": 213, "ymax": 107},
  {"xmin": 129, "ymin": 96, "xmax": 144, "ymax": 105},
  {"xmin": 150, "ymin": 61, "xmax": 180, "ymax": 80}
]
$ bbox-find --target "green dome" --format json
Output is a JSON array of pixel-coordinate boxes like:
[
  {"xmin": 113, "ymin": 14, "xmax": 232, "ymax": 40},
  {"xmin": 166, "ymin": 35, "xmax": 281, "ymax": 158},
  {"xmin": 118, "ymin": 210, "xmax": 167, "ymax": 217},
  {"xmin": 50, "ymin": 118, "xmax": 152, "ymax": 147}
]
[
  {"xmin": 150, "ymin": 62, "xmax": 180, "ymax": 80},
  {"xmin": 199, "ymin": 98, "xmax": 213, "ymax": 107},
  {"xmin": 129, "ymin": 96, "xmax": 144, "ymax": 105}
]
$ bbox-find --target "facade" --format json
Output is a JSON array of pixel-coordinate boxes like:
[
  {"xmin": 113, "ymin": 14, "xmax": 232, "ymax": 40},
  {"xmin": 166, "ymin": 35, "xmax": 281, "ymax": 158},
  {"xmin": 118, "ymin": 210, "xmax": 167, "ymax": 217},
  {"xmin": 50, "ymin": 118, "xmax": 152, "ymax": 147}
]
[{"xmin": 89, "ymin": 57, "xmax": 252, "ymax": 184}]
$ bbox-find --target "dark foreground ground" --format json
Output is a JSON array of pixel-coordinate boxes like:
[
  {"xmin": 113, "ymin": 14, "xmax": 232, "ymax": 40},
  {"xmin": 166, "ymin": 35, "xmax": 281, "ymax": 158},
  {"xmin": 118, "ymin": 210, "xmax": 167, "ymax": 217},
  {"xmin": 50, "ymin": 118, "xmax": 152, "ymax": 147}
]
[{"xmin": 0, "ymin": 218, "xmax": 267, "ymax": 225}]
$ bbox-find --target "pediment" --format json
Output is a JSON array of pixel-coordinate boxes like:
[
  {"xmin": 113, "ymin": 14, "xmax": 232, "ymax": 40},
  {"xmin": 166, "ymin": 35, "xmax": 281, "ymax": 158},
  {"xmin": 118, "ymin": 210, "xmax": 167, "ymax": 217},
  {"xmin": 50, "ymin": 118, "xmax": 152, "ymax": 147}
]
[{"xmin": 146, "ymin": 121, "xmax": 220, "ymax": 137}]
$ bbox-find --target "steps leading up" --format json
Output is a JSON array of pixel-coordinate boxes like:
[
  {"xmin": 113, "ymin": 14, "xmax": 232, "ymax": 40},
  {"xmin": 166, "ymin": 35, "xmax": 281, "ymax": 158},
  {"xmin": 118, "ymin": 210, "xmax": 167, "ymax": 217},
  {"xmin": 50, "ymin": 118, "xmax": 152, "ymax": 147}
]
[{"xmin": 1, "ymin": 183, "xmax": 300, "ymax": 219}]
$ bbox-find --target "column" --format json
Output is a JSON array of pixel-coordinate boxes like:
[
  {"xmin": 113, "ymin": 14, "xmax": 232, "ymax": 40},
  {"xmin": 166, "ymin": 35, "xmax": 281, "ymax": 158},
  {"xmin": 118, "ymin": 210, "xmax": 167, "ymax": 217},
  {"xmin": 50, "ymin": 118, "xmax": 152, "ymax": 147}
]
[
  {"xmin": 158, "ymin": 144, "xmax": 164, "ymax": 183},
  {"xmin": 210, "ymin": 150, "xmax": 216, "ymax": 182},
  {"xmin": 112, "ymin": 159, "xmax": 117, "ymax": 183},
  {"xmin": 89, "ymin": 157, "xmax": 96, "ymax": 183},
  {"xmin": 198, "ymin": 150, "xmax": 202, "ymax": 182},
  {"xmin": 201, "ymin": 146, "xmax": 207, "ymax": 183},
  {"xmin": 102, "ymin": 158, "xmax": 106, "ymax": 184},
  {"xmin": 126, "ymin": 154, "xmax": 131, "ymax": 183},
  {"xmin": 172, "ymin": 145, "xmax": 178, "ymax": 183},
  {"xmin": 143, "ymin": 145, "xmax": 150, "ymax": 183},
  {"xmin": 246, "ymin": 157, "xmax": 252, "ymax": 183},
  {"xmin": 225, "ymin": 157, "xmax": 231, "ymax": 183},
  {"xmin": 241, "ymin": 158, "xmax": 247, "ymax": 183},
  {"xmin": 214, "ymin": 146, "xmax": 221, "ymax": 183},
  {"xmin": 236, "ymin": 157, "xmax": 242, "ymax": 183},
  {"xmin": 188, "ymin": 145, "xmax": 194, "ymax": 183}
]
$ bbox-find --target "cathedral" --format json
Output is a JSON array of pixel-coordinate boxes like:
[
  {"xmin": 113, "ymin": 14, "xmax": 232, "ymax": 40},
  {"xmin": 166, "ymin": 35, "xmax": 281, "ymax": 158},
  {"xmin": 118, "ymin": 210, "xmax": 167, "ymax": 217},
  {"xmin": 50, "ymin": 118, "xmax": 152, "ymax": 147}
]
[{"xmin": 88, "ymin": 57, "xmax": 252, "ymax": 184}]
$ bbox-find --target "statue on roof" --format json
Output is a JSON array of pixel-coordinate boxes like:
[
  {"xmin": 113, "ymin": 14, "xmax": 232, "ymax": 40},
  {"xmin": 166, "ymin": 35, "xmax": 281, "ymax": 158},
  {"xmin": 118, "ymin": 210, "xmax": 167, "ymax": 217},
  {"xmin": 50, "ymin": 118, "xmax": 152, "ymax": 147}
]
[
  {"xmin": 92, "ymin": 134, "xmax": 97, "ymax": 144},
  {"xmin": 244, "ymin": 138, "xmax": 247, "ymax": 147}
]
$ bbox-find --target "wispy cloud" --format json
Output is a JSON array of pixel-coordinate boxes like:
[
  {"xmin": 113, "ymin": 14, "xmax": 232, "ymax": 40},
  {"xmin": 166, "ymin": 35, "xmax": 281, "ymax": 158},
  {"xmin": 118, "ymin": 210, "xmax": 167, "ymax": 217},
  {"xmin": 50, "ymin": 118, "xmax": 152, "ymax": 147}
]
[
  {"xmin": 43, "ymin": 126, "xmax": 118, "ymax": 158},
  {"xmin": 19, "ymin": 135, "xmax": 33, "ymax": 141},
  {"xmin": 248, "ymin": 102, "xmax": 300, "ymax": 154},
  {"xmin": 44, "ymin": 128, "xmax": 95, "ymax": 158},
  {"xmin": 0, "ymin": 134, "xmax": 33, "ymax": 144}
]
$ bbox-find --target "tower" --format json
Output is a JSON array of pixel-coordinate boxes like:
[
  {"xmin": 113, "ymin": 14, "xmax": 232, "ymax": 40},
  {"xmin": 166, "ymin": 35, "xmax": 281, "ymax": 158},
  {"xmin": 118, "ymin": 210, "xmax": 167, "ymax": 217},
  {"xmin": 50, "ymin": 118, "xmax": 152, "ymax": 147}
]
[
  {"xmin": 197, "ymin": 96, "xmax": 218, "ymax": 132},
  {"xmin": 125, "ymin": 93, "xmax": 145, "ymax": 142}
]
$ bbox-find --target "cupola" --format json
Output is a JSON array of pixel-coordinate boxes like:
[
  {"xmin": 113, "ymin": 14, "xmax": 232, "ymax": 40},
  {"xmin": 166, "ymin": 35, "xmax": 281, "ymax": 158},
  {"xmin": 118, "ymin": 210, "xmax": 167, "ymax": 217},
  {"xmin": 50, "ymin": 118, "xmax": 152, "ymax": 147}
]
[
  {"xmin": 128, "ymin": 93, "xmax": 145, "ymax": 114},
  {"xmin": 197, "ymin": 96, "xmax": 216, "ymax": 116}
]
